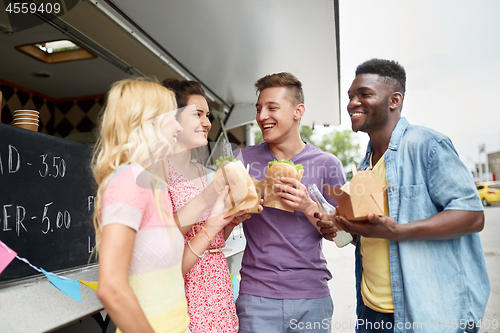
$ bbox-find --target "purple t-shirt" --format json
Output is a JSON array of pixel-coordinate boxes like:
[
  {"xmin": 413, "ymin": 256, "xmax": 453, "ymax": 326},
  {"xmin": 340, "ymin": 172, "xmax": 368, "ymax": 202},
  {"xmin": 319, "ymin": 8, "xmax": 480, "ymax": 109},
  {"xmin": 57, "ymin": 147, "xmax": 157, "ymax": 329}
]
[{"xmin": 235, "ymin": 142, "xmax": 346, "ymax": 299}]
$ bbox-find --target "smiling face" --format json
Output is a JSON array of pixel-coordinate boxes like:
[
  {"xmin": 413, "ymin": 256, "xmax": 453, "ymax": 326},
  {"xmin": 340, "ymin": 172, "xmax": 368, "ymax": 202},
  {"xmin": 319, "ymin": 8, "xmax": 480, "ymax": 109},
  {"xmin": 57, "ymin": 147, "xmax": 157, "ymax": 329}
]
[
  {"xmin": 175, "ymin": 94, "xmax": 211, "ymax": 150},
  {"xmin": 347, "ymin": 74, "xmax": 397, "ymax": 134},
  {"xmin": 256, "ymin": 87, "xmax": 302, "ymax": 144}
]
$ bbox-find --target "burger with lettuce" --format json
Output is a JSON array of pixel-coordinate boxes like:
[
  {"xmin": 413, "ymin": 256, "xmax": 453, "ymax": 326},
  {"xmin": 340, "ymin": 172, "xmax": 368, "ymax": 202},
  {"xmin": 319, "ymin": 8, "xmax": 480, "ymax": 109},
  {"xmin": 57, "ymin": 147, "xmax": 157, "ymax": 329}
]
[{"xmin": 264, "ymin": 159, "xmax": 304, "ymax": 212}]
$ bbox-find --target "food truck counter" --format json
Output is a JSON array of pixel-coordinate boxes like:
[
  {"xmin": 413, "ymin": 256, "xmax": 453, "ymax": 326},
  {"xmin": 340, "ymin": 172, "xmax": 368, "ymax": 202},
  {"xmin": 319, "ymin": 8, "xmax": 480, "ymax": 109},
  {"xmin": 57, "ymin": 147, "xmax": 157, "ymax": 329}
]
[
  {"xmin": 0, "ymin": 265, "xmax": 102, "ymax": 333},
  {"xmin": 0, "ymin": 235, "xmax": 245, "ymax": 333}
]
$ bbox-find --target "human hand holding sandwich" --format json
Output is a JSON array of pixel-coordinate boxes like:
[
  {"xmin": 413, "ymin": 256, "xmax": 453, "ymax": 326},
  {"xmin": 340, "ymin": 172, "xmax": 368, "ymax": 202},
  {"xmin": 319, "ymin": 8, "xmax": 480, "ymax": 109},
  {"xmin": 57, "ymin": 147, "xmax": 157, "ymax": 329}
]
[
  {"xmin": 267, "ymin": 160, "xmax": 323, "ymax": 232},
  {"xmin": 264, "ymin": 160, "xmax": 302, "ymax": 212},
  {"xmin": 275, "ymin": 177, "xmax": 324, "ymax": 233},
  {"xmin": 174, "ymin": 170, "xmax": 254, "ymax": 235},
  {"xmin": 213, "ymin": 156, "xmax": 261, "ymax": 218},
  {"xmin": 275, "ymin": 177, "xmax": 317, "ymax": 216}
]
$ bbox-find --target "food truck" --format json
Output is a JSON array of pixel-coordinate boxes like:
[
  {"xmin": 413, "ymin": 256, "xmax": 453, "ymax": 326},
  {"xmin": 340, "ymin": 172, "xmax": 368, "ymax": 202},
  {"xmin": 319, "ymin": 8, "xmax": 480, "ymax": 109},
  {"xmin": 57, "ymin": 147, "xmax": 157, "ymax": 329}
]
[{"xmin": 0, "ymin": 1, "xmax": 341, "ymax": 331}]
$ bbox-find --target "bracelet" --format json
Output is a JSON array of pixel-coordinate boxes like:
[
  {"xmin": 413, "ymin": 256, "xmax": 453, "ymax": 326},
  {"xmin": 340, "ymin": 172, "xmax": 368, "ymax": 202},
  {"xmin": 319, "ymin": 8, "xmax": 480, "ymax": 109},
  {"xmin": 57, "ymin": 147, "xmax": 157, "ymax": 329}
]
[
  {"xmin": 200, "ymin": 226, "xmax": 213, "ymax": 243},
  {"xmin": 192, "ymin": 225, "xmax": 213, "ymax": 243},
  {"xmin": 187, "ymin": 240, "xmax": 204, "ymax": 258}
]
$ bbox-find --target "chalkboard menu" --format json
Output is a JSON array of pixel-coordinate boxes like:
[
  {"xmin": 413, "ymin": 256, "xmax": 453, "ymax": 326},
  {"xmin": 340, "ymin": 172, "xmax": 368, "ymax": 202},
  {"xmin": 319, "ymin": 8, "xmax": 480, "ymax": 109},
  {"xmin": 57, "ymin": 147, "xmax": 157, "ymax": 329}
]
[{"xmin": 0, "ymin": 123, "xmax": 97, "ymax": 283}]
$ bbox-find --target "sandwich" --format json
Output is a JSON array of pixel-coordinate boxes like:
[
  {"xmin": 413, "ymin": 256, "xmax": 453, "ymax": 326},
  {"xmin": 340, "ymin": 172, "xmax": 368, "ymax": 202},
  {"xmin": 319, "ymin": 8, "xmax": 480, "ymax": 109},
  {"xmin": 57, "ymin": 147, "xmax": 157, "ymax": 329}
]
[
  {"xmin": 268, "ymin": 159, "xmax": 304, "ymax": 179},
  {"xmin": 216, "ymin": 156, "xmax": 237, "ymax": 168},
  {"xmin": 213, "ymin": 156, "xmax": 259, "ymax": 217},
  {"xmin": 264, "ymin": 159, "xmax": 304, "ymax": 212}
]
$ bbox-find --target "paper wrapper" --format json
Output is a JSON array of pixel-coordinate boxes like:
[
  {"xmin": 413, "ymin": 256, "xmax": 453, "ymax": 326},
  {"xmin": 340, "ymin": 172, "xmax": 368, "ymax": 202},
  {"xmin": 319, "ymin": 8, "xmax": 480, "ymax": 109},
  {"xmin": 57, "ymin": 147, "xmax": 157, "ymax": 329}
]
[
  {"xmin": 263, "ymin": 166, "xmax": 303, "ymax": 212},
  {"xmin": 245, "ymin": 178, "xmax": 264, "ymax": 214},
  {"xmin": 213, "ymin": 160, "xmax": 259, "ymax": 217}
]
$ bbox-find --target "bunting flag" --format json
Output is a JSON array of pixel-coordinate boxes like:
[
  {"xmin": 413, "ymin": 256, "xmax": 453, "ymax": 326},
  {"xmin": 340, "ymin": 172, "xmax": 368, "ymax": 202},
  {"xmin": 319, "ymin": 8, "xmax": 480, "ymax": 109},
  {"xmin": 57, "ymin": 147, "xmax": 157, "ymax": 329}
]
[
  {"xmin": 79, "ymin": 280, "xmax": 98, "ymax": 291},
  {"xmin": 0, "ymin": 239, "xmax": 94, "ymax": 301},
  {"xmin": 41, "ymin": 268, "xmax": 82, "ymax": 302},
  {"xmin": 0, "ymin": 241, "xmax": 17, "ymax": 274}
]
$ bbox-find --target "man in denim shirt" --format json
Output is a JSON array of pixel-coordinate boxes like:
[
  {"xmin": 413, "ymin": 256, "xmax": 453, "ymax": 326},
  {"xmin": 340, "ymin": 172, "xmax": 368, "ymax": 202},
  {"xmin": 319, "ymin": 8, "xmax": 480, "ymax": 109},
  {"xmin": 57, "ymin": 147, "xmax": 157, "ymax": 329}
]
[{"xmin": 318, "ymin": 59, "xmax": 490, "ymax": 332}]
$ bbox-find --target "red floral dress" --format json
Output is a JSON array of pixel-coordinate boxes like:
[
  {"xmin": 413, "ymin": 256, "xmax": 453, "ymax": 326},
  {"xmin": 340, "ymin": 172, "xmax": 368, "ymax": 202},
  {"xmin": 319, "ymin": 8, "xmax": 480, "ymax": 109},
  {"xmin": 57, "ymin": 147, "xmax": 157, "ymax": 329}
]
[{"xmin": 168, "ymin": 159, "xmax": 238, "ymax": 333}]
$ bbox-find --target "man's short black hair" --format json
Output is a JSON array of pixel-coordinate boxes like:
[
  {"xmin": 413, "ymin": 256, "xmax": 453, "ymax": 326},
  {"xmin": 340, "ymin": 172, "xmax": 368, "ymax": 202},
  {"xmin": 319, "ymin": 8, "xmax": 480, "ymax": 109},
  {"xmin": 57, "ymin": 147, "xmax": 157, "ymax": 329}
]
[{"xmin": 356, "ymin": 59, "xmax": 406, "ymax": 97}]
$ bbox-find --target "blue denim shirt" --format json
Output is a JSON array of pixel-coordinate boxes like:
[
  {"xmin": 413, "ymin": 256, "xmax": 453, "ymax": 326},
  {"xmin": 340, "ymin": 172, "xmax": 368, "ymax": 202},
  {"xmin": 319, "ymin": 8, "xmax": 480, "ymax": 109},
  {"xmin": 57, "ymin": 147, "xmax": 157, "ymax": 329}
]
[{"xmin": 355, "ymin": 117, "xmax": 490, "ymax": 333}]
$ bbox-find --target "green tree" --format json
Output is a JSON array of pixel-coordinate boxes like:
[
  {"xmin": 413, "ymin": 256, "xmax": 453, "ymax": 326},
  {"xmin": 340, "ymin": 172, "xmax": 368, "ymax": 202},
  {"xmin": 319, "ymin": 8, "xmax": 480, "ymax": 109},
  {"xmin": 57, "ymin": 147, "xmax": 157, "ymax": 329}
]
[
  {"xmin": 300, "ymin": 125, "xmax": 314, "ymax": 144},
  {"xmin": 316, "ymin": 129, "xmax": 361, "ymax": 168},
  {"xmin": 253, "ymin": 123, "xmax": 264, "ymax": 144}
]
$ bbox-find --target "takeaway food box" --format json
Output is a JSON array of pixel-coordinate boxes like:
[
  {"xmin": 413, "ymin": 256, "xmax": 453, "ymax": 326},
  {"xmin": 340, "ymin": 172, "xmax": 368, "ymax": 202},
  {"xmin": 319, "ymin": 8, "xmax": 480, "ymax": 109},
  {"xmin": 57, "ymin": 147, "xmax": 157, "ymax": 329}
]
[{"xmin": 323, "ymin": 169, "xmax": 391, "ymax": 221}]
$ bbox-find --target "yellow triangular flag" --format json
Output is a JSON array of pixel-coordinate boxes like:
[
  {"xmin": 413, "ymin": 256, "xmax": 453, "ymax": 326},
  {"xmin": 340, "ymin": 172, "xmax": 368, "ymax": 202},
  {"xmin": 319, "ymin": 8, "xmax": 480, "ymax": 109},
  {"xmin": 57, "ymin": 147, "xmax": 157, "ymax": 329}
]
[{"xmin": 79, "ymin": 280, "xmax": 98, "ymax": 291}]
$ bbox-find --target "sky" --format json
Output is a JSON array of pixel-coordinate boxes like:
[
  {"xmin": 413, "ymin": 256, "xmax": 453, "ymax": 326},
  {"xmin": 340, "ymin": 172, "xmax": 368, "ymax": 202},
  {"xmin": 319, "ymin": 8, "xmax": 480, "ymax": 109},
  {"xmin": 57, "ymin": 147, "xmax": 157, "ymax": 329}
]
[{"xmin": 318, "ymin": 0, "xmax": 500, "ymax": 172}]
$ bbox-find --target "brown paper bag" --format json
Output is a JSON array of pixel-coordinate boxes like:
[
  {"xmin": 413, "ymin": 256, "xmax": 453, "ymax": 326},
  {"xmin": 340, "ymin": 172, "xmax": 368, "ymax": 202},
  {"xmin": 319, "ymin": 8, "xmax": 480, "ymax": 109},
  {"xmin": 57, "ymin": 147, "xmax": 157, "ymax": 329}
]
[
  {"xmin": 213, "ymin": 160, "xmax": 259, "ymax": 217},
  {"xmin": 245, "ymin": 178, "xmax": 264, "ymax": 214},
  {"xmin": 263, "ymin": 166, "xmax": 303, "ymax": 212}
]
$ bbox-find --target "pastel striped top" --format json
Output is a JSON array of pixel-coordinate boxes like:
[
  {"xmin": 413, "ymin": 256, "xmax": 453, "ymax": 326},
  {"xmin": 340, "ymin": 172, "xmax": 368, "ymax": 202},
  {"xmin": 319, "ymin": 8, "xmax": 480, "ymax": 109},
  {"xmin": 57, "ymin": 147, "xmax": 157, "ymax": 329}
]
[{"xmin": 101, "ymin": 166, "xmax": 189, "ymax": 333}]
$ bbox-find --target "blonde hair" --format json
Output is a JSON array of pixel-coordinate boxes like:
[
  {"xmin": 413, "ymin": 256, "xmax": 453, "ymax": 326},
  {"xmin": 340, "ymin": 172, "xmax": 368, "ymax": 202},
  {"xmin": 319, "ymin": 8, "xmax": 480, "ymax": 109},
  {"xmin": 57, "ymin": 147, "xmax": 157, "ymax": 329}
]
[{"xmin": 91, "ymin": 78, "xmax": 178, "ymax": 255}]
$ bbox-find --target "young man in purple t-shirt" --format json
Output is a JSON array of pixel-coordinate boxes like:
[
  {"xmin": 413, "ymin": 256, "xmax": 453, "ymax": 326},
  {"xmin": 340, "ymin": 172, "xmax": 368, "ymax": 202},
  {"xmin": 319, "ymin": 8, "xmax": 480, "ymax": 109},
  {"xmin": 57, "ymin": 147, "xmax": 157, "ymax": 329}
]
[{"xmin": 234, "ymin": 72, "xmax": 346, "ymax": 333}]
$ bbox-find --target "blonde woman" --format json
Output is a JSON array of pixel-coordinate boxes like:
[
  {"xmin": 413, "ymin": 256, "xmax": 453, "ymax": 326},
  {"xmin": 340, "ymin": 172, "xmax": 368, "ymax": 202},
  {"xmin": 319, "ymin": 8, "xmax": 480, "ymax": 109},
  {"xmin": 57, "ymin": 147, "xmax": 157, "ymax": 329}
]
[{"xmin": 92, "ymin": 78, "xmax": 235, "ymax": 333}]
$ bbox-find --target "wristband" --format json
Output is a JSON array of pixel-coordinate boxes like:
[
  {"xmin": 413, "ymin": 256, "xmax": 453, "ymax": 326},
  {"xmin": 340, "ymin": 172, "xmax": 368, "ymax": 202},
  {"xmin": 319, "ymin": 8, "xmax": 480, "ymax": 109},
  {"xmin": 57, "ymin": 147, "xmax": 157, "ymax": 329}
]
[
  {"xmin": 192, "ymin": 226, "xmax": 213, "ymax": 243},
  {"xmin": 200, "ymin": 226, "xmax": 213, "ymax": 243}
]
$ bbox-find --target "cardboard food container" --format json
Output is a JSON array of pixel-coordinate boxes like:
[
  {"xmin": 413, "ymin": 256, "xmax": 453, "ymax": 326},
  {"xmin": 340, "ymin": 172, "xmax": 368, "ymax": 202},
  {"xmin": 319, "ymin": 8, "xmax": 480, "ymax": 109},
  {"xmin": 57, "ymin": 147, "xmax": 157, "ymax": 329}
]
[{"xmin": 323, "ymin": 169, "xmax": 390, "ymax": 221}]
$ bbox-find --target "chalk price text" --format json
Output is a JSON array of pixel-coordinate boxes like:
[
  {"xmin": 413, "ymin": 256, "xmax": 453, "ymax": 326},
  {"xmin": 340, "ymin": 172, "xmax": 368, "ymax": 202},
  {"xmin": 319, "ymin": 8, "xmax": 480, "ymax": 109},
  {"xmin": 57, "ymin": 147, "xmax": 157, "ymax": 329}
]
[{"xmin": 0, "ymin": 145, "xmax": 67, "ymax": 178}]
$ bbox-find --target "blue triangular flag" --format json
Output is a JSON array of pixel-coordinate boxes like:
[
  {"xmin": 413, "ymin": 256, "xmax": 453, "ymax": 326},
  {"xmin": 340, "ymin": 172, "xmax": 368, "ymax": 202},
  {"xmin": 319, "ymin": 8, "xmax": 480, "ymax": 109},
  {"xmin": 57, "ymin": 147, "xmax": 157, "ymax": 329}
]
[{"xmin": 41, "ymin": 268, "xmax": 81, "ymax": 302}]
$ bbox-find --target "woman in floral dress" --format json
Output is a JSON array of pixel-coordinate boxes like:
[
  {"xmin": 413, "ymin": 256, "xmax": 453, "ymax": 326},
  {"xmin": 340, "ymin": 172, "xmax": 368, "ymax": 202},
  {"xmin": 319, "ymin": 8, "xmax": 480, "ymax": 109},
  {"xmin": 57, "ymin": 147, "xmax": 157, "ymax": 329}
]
[{"xmin": 163, "ymin": 79, "xmax": 248, "ymax": 333}]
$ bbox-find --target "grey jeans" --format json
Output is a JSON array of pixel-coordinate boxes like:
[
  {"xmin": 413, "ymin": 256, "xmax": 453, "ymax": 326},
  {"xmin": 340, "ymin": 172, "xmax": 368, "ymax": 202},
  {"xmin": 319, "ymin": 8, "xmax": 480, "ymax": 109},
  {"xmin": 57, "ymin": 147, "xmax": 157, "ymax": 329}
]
[{"xmin": 236, "ymin": 294, "xmax": 334, "ymax": 333}]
